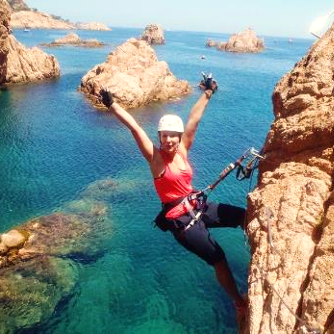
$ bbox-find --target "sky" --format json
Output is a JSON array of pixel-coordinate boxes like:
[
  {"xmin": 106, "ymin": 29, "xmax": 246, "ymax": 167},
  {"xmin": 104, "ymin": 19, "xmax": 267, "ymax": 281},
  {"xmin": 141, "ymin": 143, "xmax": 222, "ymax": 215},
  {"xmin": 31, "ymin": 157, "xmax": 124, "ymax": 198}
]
[{"xmin": 24, "ymin": 0, "xmax": 334, "ymax": 39}]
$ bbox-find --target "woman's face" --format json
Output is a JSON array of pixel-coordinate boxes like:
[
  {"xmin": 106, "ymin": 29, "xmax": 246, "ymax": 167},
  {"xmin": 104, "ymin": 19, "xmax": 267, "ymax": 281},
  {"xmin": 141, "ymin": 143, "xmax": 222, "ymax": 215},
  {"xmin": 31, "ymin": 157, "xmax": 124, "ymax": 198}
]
[{"xmin": 159, "ymin": 131, "xmax": 181, "ymax": 154}]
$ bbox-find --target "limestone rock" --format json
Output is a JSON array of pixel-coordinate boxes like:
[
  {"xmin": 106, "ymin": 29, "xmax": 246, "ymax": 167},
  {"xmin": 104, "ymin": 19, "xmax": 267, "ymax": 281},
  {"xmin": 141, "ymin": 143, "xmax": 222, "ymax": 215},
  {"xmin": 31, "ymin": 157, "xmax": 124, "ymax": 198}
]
[
  {"xmin": 141, "ymin": 24, "xmax": 165, "ymax": 45},
  {"xmin": 245, "ymin": 21, "xmax": 334, "ymax": 334},
  {"xmin": 79, "ymin": 38, "xmax": 192, "ymax": 109},
  {"xmin": 218, "ymin": 28, "xmax": 264, "ymax": 53},
  {"xmin": 76, "ymin": 22, "xmax": 111, "ymax": 31},
  {"xmin": 11, "ymin": 10, "xmax": 76, "ymax": 29},
  {"xmin": 41, "ymin": 33, "xmax": 105, "ymax": 48},
  {"xmin": 6, "ymin": 34, "xmax": 60, "ymax": 84}
]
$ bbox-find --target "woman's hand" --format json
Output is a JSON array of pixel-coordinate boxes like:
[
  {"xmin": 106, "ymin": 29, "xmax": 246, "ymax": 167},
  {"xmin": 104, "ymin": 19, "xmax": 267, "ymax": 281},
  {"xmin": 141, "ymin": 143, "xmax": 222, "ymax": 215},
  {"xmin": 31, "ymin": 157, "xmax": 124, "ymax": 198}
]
[
  {"xmin": 100, "ymin": 88, "xmax": 114, "ymax": 108},
  {"xmin": 199, "ymin": 72, "xmax": 218, "ymax": 94}
]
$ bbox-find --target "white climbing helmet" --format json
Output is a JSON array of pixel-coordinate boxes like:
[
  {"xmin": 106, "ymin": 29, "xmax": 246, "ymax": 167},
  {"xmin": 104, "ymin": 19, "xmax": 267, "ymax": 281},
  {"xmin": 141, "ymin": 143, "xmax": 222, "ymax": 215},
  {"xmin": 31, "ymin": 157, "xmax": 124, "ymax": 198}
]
[{"xmin": 158, "ymin": 114, "xmax": 184, "ymax": 133}]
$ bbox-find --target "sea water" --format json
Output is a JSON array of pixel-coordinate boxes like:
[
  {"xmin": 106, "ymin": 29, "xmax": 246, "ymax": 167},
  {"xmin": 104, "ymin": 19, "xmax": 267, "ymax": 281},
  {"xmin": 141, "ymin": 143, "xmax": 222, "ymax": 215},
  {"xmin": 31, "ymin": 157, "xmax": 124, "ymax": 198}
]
[{"xmin": 0, "ymin": 28, "xmax": 313, "ymax": 333}]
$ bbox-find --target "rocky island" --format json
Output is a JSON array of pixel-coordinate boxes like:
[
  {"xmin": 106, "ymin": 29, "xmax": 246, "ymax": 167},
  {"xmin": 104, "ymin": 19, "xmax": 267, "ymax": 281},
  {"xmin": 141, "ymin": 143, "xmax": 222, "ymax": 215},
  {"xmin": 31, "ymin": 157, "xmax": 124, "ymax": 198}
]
[
  {"xmin": 140, "ymin": 23, "xmax": 165, "ymax": 45},
  {"xmin": 0, "ymin": 0, "xmax": 60, "ymax": 85},
  {"xmin": 243, "ymin": 21, "xmax": 334, "ymax": 334},
  {"xmin": 41, "ymin": 33, "xmax": 105, "ymax": 48},
  {"xmin": 76, "ymin": 22, "xmax": 111, "ymax": 31},
  {"xmin": 207, "ymin": 28, "xmax": 265, "ymax": 53},
  {"xmin": 79, "ymin": 38, "xmax": 192, "ymax": 110}
]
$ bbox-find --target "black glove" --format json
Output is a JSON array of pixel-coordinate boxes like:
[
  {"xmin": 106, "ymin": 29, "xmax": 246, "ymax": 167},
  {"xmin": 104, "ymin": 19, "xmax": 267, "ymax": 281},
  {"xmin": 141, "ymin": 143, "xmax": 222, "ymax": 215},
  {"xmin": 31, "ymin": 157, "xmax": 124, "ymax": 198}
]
[
  {"xmin": 200, "ymin": 72, "xmax": 218, "ymax": 93},
  {"xmin": 100, "ymin": 89, "xmax": 114, "ymax": 108}
]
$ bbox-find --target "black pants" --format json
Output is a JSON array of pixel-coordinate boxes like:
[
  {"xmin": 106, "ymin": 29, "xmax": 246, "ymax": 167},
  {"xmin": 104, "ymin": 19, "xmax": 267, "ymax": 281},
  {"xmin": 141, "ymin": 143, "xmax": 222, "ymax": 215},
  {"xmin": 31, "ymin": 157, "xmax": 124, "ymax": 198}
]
[{"xmin": 168, "ymin": 202, "xmax": 245, "ymax": 266}]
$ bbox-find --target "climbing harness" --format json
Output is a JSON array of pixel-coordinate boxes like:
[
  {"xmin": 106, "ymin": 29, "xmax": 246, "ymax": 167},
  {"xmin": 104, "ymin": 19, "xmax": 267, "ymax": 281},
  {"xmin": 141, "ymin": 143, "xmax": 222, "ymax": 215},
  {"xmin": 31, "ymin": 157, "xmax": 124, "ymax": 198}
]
[
  {"xmin": 154, "ymin": 147, "xmax": 263, "ymax": 232},
  {"xmin": 177, "ymin": 147, "xmax": 263, "ymax": 232}
]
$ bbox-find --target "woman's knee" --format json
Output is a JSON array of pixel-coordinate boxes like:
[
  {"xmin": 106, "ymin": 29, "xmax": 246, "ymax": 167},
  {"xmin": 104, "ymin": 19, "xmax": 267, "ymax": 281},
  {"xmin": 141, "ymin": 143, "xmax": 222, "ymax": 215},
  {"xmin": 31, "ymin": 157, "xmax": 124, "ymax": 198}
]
[{"xmin": 217, "ymin": 203, "xmax": 246, "ymax": 227}]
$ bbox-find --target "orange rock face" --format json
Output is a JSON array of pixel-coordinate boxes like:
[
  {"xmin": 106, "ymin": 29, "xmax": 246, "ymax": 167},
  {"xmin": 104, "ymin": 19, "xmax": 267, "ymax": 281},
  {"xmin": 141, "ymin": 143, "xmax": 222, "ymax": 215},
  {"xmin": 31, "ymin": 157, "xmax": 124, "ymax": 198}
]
[
  {"xmin": 0, "ymin": 1, "xmax": 60, "ymax": 85},
  {"xmin": 218, "ymin": 28, "xmax": 264, "ymax": 53},
  {"xmin": 141, "ymin": 23, "xmax": 165, "ymax": 45},
  {"xmin": 6, "ymin": 35, "xmax": 60, "ymax": 83},
  {"xmin": 79, "ymin": 38, "xmax": 192, "ymax": 110},
  {"xmin": 245, "ymin": 23, "xmax": 334, "ymax": 334}
]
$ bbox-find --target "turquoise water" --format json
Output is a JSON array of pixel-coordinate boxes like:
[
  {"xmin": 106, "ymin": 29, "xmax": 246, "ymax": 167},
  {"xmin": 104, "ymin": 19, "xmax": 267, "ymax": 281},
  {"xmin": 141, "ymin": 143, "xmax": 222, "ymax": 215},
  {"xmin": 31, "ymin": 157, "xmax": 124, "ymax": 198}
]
[{"xmin": 1, "ymin": 28, "xmax": 313, "ymax": 333}]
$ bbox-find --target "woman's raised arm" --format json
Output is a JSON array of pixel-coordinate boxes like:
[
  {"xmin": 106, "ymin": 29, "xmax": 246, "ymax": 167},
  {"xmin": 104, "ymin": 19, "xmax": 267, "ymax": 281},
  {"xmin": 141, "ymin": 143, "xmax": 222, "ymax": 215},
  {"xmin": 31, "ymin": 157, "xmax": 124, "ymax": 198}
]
[
  {"xmin": 181, "ymin": 90, "xmax": 213, "ymax": 152},
  {"xmin": 107, "ymin": 99, "xmax": 154, "ymax": 163}
]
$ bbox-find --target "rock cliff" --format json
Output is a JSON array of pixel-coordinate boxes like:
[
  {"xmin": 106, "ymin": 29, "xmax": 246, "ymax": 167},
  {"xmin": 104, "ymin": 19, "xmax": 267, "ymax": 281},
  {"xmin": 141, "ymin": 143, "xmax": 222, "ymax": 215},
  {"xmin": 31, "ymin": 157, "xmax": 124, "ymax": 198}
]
[
  {"xmin": 245, "ymin": 22, "xmax": 334, "ymax": 334},
  {"xmin": 0, "ymin": 1, "xmax": 60, "ymax": 85},
  {"xmin": 140, "ymin": 24, "xmax": 165, "ymax": 45},
  {"xmin": 79, "ymin": 38, "xmax": 192, "ymax": 109}
]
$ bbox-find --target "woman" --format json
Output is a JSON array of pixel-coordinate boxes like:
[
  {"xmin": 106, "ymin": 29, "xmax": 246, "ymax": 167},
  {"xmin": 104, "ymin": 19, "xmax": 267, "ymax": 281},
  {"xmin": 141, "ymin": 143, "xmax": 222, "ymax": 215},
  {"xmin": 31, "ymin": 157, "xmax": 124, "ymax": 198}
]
[{"xmin": 100, "ymin": 80, "xmax": 248, "ymax": 319}]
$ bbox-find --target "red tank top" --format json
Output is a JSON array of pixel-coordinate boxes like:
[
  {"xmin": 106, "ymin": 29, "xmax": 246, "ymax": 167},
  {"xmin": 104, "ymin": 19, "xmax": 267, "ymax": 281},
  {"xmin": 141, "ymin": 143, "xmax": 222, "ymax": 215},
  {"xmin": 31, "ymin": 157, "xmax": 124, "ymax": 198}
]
[{"xmin": 154, "ymin": 150, "xmax": 194, "ymax": 218}]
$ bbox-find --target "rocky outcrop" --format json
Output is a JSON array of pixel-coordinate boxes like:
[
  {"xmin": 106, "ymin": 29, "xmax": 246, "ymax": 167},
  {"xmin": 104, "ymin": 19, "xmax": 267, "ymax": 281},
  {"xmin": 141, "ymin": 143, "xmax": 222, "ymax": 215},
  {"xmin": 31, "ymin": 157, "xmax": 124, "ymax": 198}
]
[
  {"xmin": 217, "ymin": 28, "xmax": 264, "ymax": 53},
  {"xmin": 206, "ymin": 39, "xmax": 217, "ymax": 47},
  {"xmin": 79, "ymin": 38, "xmax": 192, "ymax": 110},
  {"xmin": 245, "ymin": 22, "xmax": 334, "ymax": 334},
  {"xmin": 141, "ymin": 24, "xmax": 165, "ymax": 45},
  {"xmin": 6, "ymin": 34, "xmax": 60, "ymax": 84},
  {"xmin": 41, "ymin": 33, "xmax": 104, "ymax": 48},
  {"xmin": 11, "ymin": 10, "xmax": 76, "ymax": 29},
  {"xmin": 0, "ymin": 1, "xmax": 60, "ymax": 85},
  {"xmin": 76, "ymin": 22, "xmax": 111, "ymax": 31}
]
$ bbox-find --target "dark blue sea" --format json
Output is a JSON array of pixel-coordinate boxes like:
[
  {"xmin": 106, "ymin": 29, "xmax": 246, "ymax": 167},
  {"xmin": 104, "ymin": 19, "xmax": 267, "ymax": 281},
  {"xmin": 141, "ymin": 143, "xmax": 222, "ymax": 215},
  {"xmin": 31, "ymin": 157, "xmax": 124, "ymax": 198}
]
[{"xmin": 1, "ymin": 28, "xmax": 313, "ymax": 334}]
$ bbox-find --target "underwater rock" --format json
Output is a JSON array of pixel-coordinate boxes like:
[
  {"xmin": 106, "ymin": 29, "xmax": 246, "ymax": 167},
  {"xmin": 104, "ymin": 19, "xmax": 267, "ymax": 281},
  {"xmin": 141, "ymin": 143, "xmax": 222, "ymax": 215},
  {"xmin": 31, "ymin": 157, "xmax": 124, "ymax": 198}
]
[
  {"xmin": 1, "ymin": 229, "xmax": 26, "ymax": 249},
  {"xmin": 0, "ymin": 256, "xmax": 78, "ymax": 334},
  {"xmin": 0, "ymin": 177, "xmax": 116, "ymax": 333},
  {"xmin": 79, "ymin": 38, "xmax": 192, "ymax": 109},
  {"xmin": 78, "ymin": 177, "xmax": 118, "ymax": 201}
]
